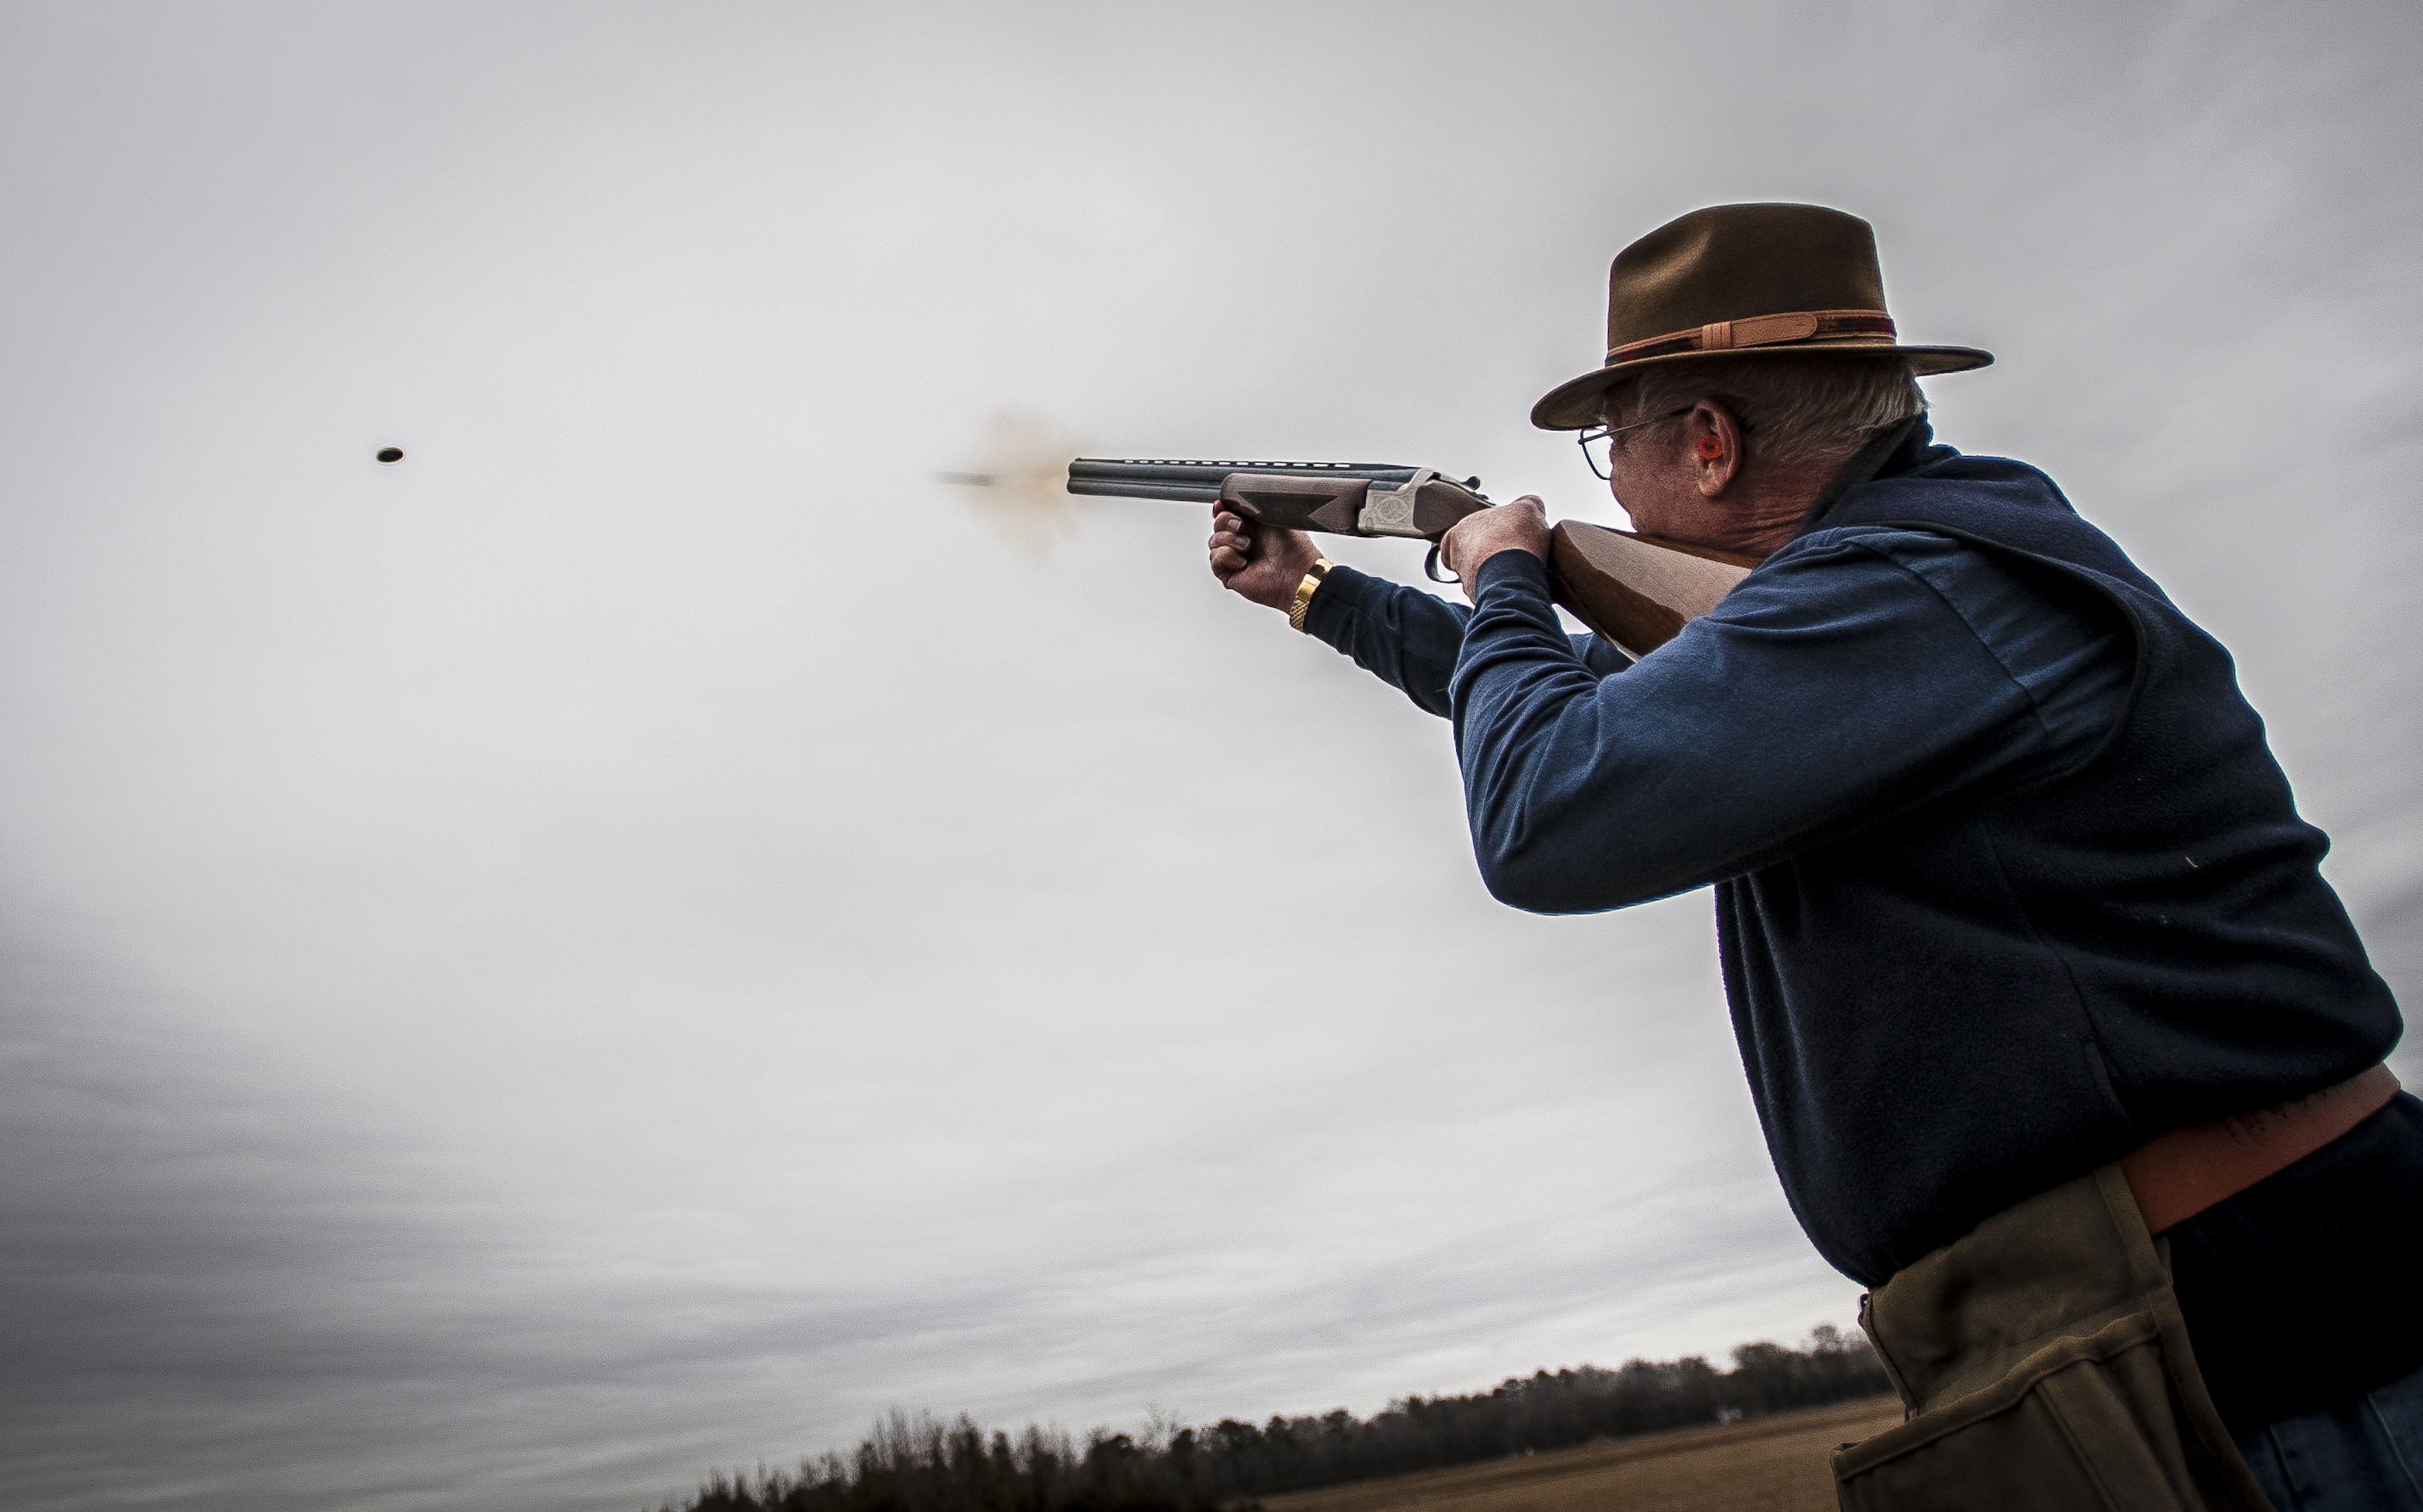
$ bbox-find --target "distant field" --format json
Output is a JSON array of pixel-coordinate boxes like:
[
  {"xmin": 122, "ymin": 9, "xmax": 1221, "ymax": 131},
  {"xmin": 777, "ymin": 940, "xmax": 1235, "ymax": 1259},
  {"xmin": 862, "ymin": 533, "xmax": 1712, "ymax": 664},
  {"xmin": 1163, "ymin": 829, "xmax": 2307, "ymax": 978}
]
[{"xmin": 1258, "ymin": 1397, "xmax": 1902, "ymax": 1512}]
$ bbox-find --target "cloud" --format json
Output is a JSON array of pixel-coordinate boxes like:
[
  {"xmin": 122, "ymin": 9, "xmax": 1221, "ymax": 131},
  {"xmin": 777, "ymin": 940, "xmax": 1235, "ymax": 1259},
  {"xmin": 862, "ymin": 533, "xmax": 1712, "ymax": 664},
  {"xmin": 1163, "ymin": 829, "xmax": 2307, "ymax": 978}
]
[{"xmin": 0, "ymin": 917, "xmax": 1827, "ymax": 1512}]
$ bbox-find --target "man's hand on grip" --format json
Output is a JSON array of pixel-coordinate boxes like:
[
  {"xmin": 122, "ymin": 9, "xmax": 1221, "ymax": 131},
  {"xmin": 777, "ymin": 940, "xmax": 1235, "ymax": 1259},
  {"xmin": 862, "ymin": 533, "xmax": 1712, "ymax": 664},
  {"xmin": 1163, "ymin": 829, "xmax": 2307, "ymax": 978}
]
[
  {"xmin": 1442, "ymin": 496, "xmax": 1549, "ymax": 604},
  {"xmin": 1210, "ymin": 509, "xmax": 1323, "ymax": 614}
]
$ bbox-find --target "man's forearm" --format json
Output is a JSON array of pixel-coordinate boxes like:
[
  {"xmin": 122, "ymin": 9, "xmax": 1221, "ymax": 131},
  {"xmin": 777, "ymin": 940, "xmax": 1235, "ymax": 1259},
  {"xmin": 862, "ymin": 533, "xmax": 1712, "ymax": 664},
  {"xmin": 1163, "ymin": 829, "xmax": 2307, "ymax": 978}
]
[
  {"xmin": 1302, "ymin": 565, "xmax": 1471, "ymax": 717},
  {"xmin": 1449, "ymin": 552, "xmax": 1671, "ymax": 908},
  {"xmin": 1452, "ymin": 548, "xmax": 1840, "ymax": 912},
  {"xmin": 1303, "ymin": 560, "xmax": 1626, "ymax": 721},
  {"xmin": 1448, "ymin": 538, "xmax": 2105, "ymax": 914}
]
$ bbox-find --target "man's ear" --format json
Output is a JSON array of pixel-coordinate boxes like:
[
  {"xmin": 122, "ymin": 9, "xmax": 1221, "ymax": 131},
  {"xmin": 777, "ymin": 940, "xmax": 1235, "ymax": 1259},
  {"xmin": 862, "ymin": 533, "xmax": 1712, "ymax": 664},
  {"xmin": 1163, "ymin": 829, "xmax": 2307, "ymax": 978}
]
[{"xmin": 1692, "ymin": 402, "xmax": 1746, "ymax": 498}]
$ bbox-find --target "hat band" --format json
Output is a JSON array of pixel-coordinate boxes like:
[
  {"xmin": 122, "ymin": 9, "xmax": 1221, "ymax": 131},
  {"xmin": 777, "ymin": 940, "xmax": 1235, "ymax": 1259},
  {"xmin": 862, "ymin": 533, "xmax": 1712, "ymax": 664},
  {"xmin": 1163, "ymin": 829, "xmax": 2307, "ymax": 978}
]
[{"xmin": 1606, "ymin": 309, "xmax": 1897, "ymax": 365}]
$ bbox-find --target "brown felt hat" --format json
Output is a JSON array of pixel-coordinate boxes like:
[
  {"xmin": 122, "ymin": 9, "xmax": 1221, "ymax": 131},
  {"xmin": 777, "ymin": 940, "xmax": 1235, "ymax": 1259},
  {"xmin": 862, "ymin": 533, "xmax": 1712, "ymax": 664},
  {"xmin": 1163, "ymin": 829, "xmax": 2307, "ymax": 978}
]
[{"xmin": 1530, "ymin": 203, "xmax": 1993, "ymax": 431}]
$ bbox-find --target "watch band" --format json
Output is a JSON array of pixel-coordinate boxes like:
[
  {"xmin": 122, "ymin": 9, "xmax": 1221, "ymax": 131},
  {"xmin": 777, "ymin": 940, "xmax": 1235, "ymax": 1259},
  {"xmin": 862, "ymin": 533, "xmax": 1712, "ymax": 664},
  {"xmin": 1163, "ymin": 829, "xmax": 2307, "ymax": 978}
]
[{"xmin": 1289, "ymin": 558, "xmax": 1335, "ymax": 634}]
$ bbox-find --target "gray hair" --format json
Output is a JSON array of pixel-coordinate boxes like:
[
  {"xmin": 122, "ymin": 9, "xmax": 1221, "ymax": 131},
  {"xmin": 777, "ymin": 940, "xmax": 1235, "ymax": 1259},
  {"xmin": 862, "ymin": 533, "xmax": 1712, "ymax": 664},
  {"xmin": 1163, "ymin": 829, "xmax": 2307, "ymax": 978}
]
[{"xmin": 1606, "ymin": 355, "xmax": 1926, "ymax": 468}]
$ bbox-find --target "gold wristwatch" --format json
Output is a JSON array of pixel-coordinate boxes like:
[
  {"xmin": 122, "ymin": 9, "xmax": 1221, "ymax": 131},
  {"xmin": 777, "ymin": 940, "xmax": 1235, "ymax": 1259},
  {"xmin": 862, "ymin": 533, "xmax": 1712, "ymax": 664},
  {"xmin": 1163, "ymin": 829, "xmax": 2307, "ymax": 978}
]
[{"xmin": 1289, "ymin": 558, "xmax": 1335, "ymax": 634}]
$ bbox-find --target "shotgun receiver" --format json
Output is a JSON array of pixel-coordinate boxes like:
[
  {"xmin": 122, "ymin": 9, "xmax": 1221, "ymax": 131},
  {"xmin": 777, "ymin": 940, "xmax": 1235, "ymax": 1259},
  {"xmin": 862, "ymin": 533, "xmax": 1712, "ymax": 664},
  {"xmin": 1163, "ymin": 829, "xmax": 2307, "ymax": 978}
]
[{"xmin": 1065, "ymin": 456, "xmax": 1761, "ymax": 660}]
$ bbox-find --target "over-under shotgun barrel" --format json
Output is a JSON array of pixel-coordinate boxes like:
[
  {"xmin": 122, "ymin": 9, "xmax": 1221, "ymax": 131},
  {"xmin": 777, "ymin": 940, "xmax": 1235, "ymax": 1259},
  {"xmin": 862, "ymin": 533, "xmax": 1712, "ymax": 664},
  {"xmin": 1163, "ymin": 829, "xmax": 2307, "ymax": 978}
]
[{"xmin": 1067, "ymin": 458, "xmax": 1430, "ymax": 505}]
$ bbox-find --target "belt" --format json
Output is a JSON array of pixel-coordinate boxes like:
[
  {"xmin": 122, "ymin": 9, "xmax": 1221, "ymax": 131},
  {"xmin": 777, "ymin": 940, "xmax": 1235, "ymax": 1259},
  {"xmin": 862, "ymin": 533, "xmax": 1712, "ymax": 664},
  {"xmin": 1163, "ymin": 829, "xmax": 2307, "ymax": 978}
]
[{"xmin": 2120, "ymin": 1064, "xmax": 2402, "ymax": 1236}]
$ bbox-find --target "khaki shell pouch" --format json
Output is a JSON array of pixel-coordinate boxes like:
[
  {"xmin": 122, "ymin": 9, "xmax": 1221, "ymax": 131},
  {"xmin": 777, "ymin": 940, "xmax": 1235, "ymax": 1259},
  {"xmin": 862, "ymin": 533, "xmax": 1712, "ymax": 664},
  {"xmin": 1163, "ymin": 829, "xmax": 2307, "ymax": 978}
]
[{"xmin": 1832, "ymin": 1165, "xmax": 2274, "ymax": 1512}]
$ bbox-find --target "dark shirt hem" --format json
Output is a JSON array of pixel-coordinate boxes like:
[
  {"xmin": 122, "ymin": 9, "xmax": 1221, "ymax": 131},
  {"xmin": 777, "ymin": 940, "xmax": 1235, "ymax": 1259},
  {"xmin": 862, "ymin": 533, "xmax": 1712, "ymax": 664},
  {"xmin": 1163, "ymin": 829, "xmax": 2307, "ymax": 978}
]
[{"xmin": 2170, "ymin": 1089, "xmax": 2423, "ymax": 1436}]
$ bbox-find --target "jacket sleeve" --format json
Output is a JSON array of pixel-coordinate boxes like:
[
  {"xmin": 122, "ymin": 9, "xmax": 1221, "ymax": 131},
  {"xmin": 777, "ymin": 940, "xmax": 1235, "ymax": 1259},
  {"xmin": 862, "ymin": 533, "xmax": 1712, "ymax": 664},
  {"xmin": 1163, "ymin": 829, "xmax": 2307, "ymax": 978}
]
[
  {"xmin": 1306, "ymin": 563, "xmax": 1622, "ymax": 719},
  {"xmin": 1448, "ymin": 542, "xmax": 2117, "ymax": 913}
]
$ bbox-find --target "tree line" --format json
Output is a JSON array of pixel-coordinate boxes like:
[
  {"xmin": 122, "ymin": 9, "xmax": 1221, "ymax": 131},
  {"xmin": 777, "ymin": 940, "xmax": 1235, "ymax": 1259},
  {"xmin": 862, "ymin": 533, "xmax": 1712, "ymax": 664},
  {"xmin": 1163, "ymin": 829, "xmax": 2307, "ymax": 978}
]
[{"xmin": 663, "ymin": 1324, "xmax": 1893, "ymax": 1512}]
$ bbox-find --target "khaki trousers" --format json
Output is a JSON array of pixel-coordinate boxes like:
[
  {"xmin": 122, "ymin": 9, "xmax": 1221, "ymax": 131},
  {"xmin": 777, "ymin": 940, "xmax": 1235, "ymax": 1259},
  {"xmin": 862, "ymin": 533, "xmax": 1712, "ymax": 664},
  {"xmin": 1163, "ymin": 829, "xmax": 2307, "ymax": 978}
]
[{"xmin": 1832, "ymin": 1166, "xmax": 2275, "ymax": 1511}]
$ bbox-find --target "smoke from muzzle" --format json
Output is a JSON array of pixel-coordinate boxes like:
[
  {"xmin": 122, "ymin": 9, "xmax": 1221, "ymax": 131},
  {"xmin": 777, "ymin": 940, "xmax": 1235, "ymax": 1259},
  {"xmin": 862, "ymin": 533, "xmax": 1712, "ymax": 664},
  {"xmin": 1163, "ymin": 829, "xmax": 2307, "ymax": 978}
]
[{"xmin": 936, "ymin": 410, "xmax": 1094, "ymax": 560}]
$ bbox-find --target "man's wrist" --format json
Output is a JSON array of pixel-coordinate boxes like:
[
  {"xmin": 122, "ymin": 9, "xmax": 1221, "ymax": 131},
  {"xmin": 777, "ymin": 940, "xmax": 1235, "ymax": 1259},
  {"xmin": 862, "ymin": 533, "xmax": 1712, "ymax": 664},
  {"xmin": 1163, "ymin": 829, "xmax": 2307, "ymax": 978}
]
[
  {"xmin": 1473, "ymin": 545, "xmax": 1550, "ymax": 593},
  {"xmin": 1453, "ymin": 542, "xmax": 1550, "ymax": 603},
  {"xmin": 1287, "ymin": 558, "xmax": 1335, "ymax": 632}
]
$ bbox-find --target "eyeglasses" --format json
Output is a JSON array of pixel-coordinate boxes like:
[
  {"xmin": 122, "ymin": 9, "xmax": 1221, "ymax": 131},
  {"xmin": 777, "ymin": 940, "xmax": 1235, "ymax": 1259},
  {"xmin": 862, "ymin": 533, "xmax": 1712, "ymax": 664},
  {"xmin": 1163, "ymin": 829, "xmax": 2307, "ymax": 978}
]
[{"xmin": 1576, "ymin": 408, "xmax": 1690, "ymax": 481}]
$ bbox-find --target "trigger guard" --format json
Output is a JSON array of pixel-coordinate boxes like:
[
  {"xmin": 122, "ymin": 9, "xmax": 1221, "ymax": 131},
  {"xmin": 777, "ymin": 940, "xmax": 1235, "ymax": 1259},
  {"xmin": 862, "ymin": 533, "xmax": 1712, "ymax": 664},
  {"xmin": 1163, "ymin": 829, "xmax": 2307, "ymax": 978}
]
[{"xmin": 1425, "ymin": 542, "xmax": 1458, "ymax": 584}]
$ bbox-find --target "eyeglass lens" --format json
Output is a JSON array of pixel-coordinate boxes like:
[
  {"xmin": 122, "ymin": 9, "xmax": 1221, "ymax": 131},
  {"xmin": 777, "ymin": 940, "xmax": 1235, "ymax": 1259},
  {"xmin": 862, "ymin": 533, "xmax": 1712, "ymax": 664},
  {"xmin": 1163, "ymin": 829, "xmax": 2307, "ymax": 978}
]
[
  {"xmin": 1577, "ymin": 407, "xmax": 1696, "ymax": 480},
  {"xmin": 1578, "ymin": 428, "xmax": 1614, "ymax": 481}
]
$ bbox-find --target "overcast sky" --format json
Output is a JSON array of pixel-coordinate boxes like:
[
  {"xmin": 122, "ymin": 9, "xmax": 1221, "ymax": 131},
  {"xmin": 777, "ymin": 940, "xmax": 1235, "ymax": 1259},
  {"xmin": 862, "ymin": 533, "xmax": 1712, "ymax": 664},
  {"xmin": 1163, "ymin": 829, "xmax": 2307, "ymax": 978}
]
[{"xmin": 3, "ymin": 3, "xmax": 2417, "ymax": 1509}]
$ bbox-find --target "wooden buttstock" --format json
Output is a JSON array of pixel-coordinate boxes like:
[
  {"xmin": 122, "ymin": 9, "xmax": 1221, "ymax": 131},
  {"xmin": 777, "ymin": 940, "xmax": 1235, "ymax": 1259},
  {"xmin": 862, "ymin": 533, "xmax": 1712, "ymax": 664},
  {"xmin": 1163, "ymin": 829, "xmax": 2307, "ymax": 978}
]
[{"xmin": 1548, "ymin": 522, "xmax": 1758, "ymax": 660}]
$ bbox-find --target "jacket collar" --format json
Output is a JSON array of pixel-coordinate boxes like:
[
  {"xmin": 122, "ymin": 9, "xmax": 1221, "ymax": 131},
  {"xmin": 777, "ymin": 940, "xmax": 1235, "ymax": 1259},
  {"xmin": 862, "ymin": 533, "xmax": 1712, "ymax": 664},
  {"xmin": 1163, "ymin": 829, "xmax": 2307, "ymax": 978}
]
[{"xmin": 1794, "ymin": 414, "xmax": 1936, "ymax": 539}]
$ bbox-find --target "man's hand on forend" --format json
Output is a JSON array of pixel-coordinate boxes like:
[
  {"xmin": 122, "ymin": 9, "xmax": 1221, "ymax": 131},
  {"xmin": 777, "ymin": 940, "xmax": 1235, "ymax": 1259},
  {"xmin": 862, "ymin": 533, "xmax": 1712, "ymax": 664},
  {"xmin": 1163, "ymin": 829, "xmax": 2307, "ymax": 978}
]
[
  {"xmin": 1442, "ymin": 495, "xmax": 1550, "ymax": 604},
  {"xmin": 1210, "ymin": 508, "xmax": 1323, "ymax": 613}
]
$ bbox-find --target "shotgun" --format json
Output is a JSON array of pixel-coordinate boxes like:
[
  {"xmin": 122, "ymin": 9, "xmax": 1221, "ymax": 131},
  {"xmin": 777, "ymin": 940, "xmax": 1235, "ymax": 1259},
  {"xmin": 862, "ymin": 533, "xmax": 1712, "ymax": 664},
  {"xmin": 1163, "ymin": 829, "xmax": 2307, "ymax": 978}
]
[{"xmin": 1064, "ymin": 456, "xmax": 1761, "ymax": 660}]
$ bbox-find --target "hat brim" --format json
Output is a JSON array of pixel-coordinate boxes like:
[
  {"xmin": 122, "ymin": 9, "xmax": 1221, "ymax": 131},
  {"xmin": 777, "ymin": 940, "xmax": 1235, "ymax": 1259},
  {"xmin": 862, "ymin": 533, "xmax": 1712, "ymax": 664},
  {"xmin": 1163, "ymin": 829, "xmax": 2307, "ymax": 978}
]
[{"xmin": 1529, "ymin": 343, "xmax": 1994, "ymax": 431}]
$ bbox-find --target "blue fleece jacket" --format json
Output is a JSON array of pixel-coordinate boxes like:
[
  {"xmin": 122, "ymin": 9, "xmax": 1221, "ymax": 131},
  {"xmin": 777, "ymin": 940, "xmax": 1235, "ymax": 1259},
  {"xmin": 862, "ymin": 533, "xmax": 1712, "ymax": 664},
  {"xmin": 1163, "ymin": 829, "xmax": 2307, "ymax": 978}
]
[{"xmin": 1301, "ymin": 424, "xmax": 2414, "ymax": 1434}]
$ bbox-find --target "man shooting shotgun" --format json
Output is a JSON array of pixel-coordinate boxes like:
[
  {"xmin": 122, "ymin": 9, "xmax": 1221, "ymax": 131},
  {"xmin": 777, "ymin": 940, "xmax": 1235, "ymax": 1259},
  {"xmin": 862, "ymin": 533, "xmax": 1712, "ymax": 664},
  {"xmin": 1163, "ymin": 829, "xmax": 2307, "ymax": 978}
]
[{"xmin": 1148, "ymin": 205, "xmax": 2419, "ymax": 1510}]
